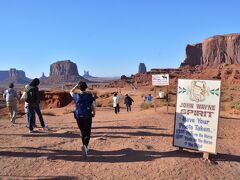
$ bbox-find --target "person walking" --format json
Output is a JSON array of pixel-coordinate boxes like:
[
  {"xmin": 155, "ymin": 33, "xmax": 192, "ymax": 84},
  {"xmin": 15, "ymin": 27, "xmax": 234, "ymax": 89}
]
[
  {"xmin": 113, "ymin": 93, "xmax": 120, "ymax": 114},
  {"xmin": 3, "ymin": 83, "xmax": 18, "ymax": 124},
  {"xmin": 70, "ymin": 81, "xmax": 96, "ymax": 158},
  {"xmin": 124, "ymin": 94, "xmax": 134, "ymax": 112}
]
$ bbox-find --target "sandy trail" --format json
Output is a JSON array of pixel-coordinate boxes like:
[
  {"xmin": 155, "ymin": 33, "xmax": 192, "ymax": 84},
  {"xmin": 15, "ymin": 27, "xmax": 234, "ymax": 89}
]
[{"xmin": 0, "ymin": 106, "xmax": 239, "ymax": 180}]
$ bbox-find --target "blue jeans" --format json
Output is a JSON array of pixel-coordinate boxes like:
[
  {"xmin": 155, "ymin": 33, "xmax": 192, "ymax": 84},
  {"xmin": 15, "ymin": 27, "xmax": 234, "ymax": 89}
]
[
  {"xmin": 34, "ymin": 105, "xmax": 46, "ymax": 128},
  {"xmin": 27, "ymin": 105, "xmax": 35, "ymax": 131}
]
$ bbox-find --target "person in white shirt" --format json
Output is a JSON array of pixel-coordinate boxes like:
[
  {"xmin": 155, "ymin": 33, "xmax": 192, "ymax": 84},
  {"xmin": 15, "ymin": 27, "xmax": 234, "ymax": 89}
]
[
  {"xmin": 3, "ymin": 83, "xmax": 18, "ymax": 124},
  {"xmin": 113, "ymin": 93, "xmax": 120, "ymax": 114}
]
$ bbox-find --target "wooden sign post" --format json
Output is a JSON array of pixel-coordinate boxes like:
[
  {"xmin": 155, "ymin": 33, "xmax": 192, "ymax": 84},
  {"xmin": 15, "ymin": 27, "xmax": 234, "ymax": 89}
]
[
  {"xmin": 152, "ymin": 74, "xmax": 169, "ymax": 113},
  {"xmin": 173, "ymin": 79, "xmax": 221, "ymax": 159}
]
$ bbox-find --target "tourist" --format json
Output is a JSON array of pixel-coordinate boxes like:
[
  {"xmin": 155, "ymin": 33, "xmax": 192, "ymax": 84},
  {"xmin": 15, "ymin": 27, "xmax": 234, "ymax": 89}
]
[
  {"xmin": 21, "ymin": 78, "xmax": 47, "ymax": 133},
  {"xmin": 21, "ymin": 82, "xmax": 47, "ymax": 130},
  {"xmin": 147, "ymin": 94, "xmax": 152, "ymax": 103},
  {"xmin": 3, "ymin": 83, "xmax": 18, "ymax": 124},
  {"xmin": 113, "ymin": 93, "xmax": 120, "ymax": 114},
  {"xmin": 124, "ymin": 94, "xmax": 134, "ymax": 112},
  {"xmin": 70, "ymin": 81, "xmax": 96, "ymax": 158}
]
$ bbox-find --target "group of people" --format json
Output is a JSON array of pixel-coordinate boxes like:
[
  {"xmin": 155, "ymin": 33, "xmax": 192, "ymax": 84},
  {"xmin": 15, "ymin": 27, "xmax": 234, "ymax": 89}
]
[
  {"xmin": 3, "ymin": 78, "xmax": 47, "ymax": 133},
  {"xmin": 3, "ymin": 80, "xmax": 136, "ymax": 159},
  {"xmin": 143, "ymin": 94, "xmax": 152, "ymax": 103},
  {"xmin": 112, "ymin": 93, "xmax": 134, "ymax": 114}
]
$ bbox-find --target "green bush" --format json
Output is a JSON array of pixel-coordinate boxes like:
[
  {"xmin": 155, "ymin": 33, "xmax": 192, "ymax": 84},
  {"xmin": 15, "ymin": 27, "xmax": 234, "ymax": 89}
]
[
  {"xmin": 96, "ymin": 101, "xmax": 102, "ymax": 107},
  {"xmin": 140, "ymin": 102, "xmax": 153, "ymax": 110},
  {"xmin": 232, "ymin": 101, "xmax": 240, "ymax": 110}
]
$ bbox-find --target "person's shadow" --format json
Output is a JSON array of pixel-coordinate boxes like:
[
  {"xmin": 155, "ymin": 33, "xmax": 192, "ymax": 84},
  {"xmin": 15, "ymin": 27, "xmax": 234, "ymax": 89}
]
[{"xmin": 0, "ymin": 147, "xmax": 239, "ymax": 163}]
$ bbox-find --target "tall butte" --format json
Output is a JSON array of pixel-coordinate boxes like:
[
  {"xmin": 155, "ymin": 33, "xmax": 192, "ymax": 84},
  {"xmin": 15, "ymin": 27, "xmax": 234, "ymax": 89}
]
[{"xmin": 181, "ymin": 33, "xmax": 240, "ymax": 67}]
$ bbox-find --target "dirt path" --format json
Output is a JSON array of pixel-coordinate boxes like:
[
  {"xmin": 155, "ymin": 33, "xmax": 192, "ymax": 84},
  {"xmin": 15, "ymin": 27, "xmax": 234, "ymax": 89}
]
[{"xmin": 0, "ymin": 107, "xmax": 240, "ymax": 179}]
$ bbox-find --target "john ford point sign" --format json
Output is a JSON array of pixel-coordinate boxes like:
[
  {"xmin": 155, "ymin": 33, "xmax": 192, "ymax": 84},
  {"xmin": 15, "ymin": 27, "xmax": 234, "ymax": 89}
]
[{"xmin": 173, "ymin": 79, "xmax": 221, "ymax": 154}]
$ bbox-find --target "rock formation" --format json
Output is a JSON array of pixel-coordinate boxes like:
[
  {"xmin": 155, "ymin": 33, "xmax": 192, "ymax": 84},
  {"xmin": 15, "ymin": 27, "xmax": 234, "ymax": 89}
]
[
  {"xmin": 138, "ymin": 63, "xmax": 147, "ymax": 73},
  {"xmin": 0, "ymin": 68, "xmax": 31, "ymax": 84},
  {"xmin": 182, "ymin": 33, "xmax": 240, "ymax": 67},
  {"xmin": 47, "ymin": 60, "xmax": 88, "ymax": 84}
]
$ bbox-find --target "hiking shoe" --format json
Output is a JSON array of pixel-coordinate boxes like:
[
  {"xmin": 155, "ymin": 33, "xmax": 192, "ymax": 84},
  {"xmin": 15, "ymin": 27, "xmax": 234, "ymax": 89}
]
[
  {"xmin": 10, "ymin": 120, "xmax": 16, "ymax": 124},
  {"xmin": 28, "ymin": 130, "xmax": 33, "ymax": 133},
  {"xmin": 42, "ymin": 125, "xmax": 48, "ymax": 130},
  {"xmin": 82, "ymin": 145, "xmax": 88, "ymax": 158}
]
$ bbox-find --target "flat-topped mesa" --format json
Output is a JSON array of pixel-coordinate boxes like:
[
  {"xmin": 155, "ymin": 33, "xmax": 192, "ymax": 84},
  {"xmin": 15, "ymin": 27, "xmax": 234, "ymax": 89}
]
[
  {"xmin": 182, "ymin": 33, "xmax": 240, "ymax": 67},
  {"xmin": 50, "ymin": 60, "xmax": 79, "ymax": 76},
  {"xmin": 47, "ymin": 60, "xmax": 88, "ymax": 84},
  {"xmin": 0, "ymin": 68, "xmax": 31, "ymax": 84}
]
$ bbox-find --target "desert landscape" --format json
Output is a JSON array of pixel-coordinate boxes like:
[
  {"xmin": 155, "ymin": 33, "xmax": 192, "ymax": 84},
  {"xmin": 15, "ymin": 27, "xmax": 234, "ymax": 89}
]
[
  {"xmin": 1, "ymin": 33, "xmax": 240, "ymax": 179},
  {"xmin": 0, "ymin": 85, "xmax": 240, "ymax": 180}
]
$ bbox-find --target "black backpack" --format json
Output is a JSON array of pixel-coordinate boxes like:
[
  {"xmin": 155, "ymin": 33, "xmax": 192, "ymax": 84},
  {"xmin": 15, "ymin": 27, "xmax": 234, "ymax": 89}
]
[
  {"xmin": 74, "ymin": 93, "xmax": 94, "ymax": 119},
  {"xmin": 25, "ymin": 87, "xmax": 38, "ymax": 105}
]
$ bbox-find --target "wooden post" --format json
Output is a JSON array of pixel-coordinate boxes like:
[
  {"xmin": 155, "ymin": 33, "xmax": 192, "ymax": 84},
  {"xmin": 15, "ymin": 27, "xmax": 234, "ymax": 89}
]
[
  {"xmin": 166, "ymin": 85, "xmax": 169, "ymax": 114},
  {"xmin": 154, "ymin": 86, "xmax": 157, "ymax": 112},
  {"xmin": 178, "ymin": 147, "xmax": 184, "ymax": 152},
  {"xmin": 203, "ymin": 152, "xmax": 209, "ymax": 160}
]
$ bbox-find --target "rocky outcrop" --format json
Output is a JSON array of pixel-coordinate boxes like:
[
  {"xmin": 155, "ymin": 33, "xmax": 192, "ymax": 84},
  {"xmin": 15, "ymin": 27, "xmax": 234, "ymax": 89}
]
[
  {"xmin": 0, "ymin": 68, "xmax": 31, "ymax": 84},
  {"xmin": 182, "ymin": 33, "xmax": 240, "ymax": 67},
  {"xmin": 47, "ymin": 60, "xmax": 88, "ymax": 84},
  {"xmin": 39, "ymin": 90, "xmax": 73, "ymax": 109},
  {"xmin": 138, "ymin": 63, "xmax": 147, "ymax": 73}
]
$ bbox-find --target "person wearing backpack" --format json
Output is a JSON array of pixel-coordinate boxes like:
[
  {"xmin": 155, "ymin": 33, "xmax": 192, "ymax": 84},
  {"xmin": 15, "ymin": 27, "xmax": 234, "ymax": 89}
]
[
  {"xmin": 21, "ymin": 82, "xmax": 47, "ymax": 131},
  {"xmin": 70, "ymin": 81, "xmax": 96, "ymax": 158},
  {"xmin": 22, "ymin": 78, "xmax": 46, "ymax": 133},
  {"xmin": 3, "ymin": 83, "xmax": 18, "ymax": 124}
]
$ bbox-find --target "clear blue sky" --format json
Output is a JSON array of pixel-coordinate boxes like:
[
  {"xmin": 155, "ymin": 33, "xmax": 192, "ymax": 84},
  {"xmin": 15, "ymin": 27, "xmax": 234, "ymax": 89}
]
[{"xmin": 0, "ymin": 0, "xmax": 239, "ymax": 78}]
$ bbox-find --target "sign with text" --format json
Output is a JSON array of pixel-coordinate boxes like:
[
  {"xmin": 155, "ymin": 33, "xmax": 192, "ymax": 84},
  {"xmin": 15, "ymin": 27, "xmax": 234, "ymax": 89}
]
[
  {"xmin": 152, "ymin": 74, "xmax": 169, "ymax": 86},
  {"xmin": 173, "ymin": 79, "xmax": 221, "ymax": 154}
]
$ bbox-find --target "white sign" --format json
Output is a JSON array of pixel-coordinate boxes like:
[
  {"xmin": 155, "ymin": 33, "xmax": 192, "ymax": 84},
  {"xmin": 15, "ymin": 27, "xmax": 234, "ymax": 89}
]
[
  {"xmin": 152, "ymin": 74, "xmax": 169, "ymax": 86},
  {"xmin": 173, "ymin": 79, "xmax": 221, "ymax": 154}
]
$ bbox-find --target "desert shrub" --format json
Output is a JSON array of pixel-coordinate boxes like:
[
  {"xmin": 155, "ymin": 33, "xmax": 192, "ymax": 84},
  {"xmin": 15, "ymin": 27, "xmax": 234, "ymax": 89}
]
[
  {"xmin": 140, "ymin": 102, "xmax": 154, "ymax": 110},
  {"xmin": 96, "ymin": 101, "xmax": 102, "ymax": 107},
  {"xmin": 231, "ymin": 101, "xmax": 240, "ymax": 110},
  {"xmin": 63, "ymin": 108, "xmax": 74, "ymax": 114}
]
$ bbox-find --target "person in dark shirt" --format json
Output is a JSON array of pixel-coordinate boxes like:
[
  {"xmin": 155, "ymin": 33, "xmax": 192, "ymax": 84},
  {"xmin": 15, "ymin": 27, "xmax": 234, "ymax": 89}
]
[
  {"xmin": 124, "ymin": 94, "xmax": 134, "ymax": 112},
  {"xmin": 70, "ymin": 81, "xmax": 96, "ymax": 158}
]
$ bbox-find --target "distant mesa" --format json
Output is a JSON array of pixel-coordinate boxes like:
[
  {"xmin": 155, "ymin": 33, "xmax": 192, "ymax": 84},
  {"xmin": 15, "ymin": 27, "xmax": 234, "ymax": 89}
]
[
  {"xmin": 0, "ymin": 68, "xmax": 31, "ymax": 84},
  {"xmin": 138, "ymin": 63, "xmax": 147, "ymax": 73},
  {"xmin": 83, "ymin": 70, "xmax": 95, "ymax": 79},
  {"xmin": 46, "ymin": 60, "xmax": 88, "ymax": 84},
  {"xmin": 182, "ymin": 33, "xmax": 240, "ymax": 67}
]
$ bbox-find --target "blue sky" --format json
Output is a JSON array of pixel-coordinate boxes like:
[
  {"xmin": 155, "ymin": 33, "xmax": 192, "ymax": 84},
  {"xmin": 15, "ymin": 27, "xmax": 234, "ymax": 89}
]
[{"xmin": 0, "ymin": 0, "xmax": 239, "ymax": 78}]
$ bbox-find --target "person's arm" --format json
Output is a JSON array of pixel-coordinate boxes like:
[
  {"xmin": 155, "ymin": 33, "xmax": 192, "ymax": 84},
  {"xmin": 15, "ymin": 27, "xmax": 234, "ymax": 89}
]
[
  {"xmin": 70, "ymin": 84, "xmax": 78, "ymax": 97},
  {"xmin": 3, "ymin": 90, "xmax": 6, "ymax": 100},
  {"xmin": 91, "ymin": 102, "xmax": 96, "ymax": 117}
]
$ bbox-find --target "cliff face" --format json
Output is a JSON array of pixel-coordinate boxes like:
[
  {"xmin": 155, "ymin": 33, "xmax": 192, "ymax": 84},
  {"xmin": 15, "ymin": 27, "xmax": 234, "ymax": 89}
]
[
  {"xmin": 46, "ymin": 60, "xmax": 88, "ymax": 84},
  {"xmin": 182, "ymin": 34, "xmax": 240, "ymax": 66}
]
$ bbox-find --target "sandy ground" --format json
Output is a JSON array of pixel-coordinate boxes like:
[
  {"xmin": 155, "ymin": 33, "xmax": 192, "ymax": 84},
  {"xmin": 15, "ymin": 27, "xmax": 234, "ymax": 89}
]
[{"xmin": 0, "ymin": 102, "xmax": 240, "ymax": 180}]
